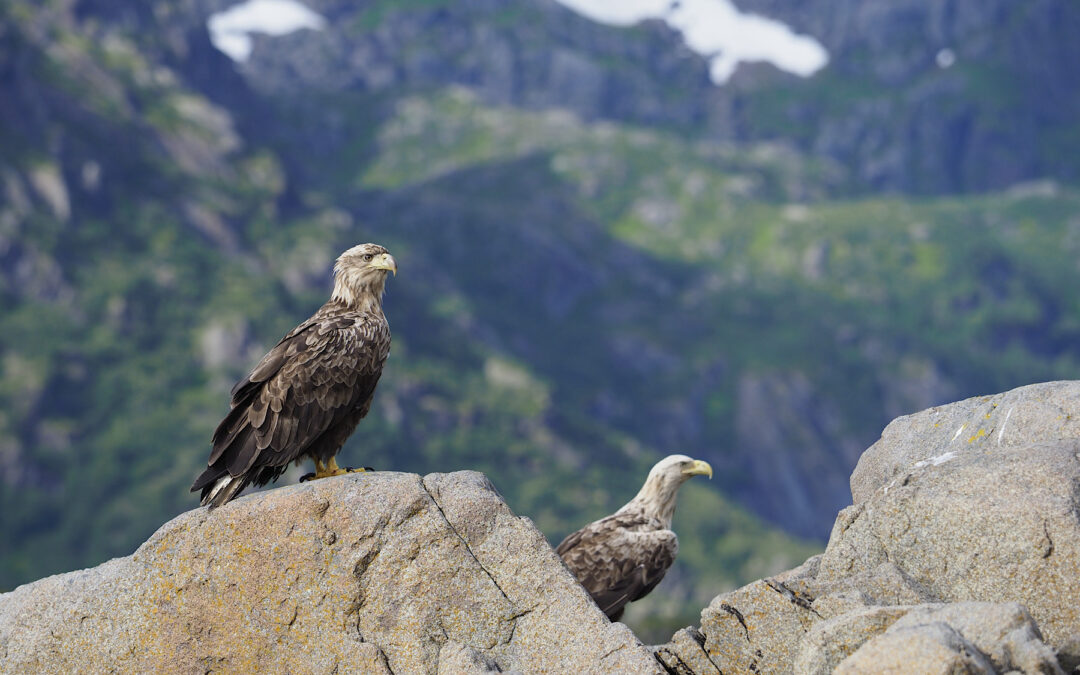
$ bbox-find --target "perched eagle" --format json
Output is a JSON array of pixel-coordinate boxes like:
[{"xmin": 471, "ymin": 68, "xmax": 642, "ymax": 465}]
[
  {"xmin": 190, "ymin": 243, "xmax": 397, "ymax": 508},
  {"xmin": 556, "ymin": 454, "xmax": 713, "ymax": 621}
]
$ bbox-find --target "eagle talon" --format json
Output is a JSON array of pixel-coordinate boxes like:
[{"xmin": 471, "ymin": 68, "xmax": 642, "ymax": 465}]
[
  {"xmin": 344, "ymin": 466, "xmax": 374, "ymax": 473},
  {"xmin": 299, "ymin": 472, "xmax": 317, "ymax": 482}
]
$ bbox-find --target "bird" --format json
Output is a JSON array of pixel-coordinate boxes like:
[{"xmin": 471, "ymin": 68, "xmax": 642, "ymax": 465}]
[
  {"xmin": 556, "ymin": 454, "xmax": 713, "ymax": 621},
  {"xmin": 190, "ymin": 243, "xmax": 397, "ymax": 508}
]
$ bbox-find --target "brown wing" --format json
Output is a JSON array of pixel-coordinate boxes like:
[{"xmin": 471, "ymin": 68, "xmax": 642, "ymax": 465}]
[
  {"xmin": 557, "ymin": 512, "xmax": 678, "ymax": 621},
  {"xmin": 191, "ymin": 306, "xmax": 390, "ymax": 501}
]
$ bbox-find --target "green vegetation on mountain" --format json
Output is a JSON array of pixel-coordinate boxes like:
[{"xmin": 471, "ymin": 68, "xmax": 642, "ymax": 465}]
[{"xmin": 3, "ymin": 0, "xmax": 1080, "ymax": 641}]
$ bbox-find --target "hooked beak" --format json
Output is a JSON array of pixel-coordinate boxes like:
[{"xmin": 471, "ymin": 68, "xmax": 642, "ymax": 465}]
[
  {"xmin": 372, "ymin": 253, "xmax": 397, "ymax": 276},
  {"xmin": 682, "ymin": 459, "xmax": 713, "ymax": 479}
]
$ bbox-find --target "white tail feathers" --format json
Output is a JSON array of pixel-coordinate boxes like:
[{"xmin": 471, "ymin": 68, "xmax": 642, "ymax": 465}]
[{"xmin": 202, "ymin": 475, "xmax": 246, "ymax": 508}]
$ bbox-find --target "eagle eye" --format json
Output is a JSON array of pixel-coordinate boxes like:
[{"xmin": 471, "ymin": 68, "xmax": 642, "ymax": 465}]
[{"xmin": 362, "ymin": 253, "xmax": 374, "ymax": 262}]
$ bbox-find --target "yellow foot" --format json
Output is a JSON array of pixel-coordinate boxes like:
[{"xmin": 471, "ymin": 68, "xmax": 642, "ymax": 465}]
[{"xmin": 299, "ymin": 458, "xmax": 374, "ymax": 482}]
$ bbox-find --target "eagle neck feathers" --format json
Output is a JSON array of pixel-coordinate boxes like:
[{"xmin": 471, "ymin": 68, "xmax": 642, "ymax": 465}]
[
  {"xmin": 616, "ymin": 472, "xmax": 686, "ymax": 530},
  {"xmin": 330, "ymin": 267, "xmax": 387, "ymax": 315}
]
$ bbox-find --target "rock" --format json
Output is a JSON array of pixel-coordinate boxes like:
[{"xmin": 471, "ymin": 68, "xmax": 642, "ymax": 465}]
[
  {"xmin": 0, "ymin": 471, "xmax": 662, "ymax": 674},
  {"xmin": 793, "ymin": 605, "xmax": 910, "ymax": 674},
  {"xmin": 437, "ymin": 641, "xmax": 504, "ymax": 674},
  {"xmin": 694, "ymin": 578, "xmax": 819, "ymax": 674},
  {"xmin": 885, "ymin": 603, "xmax": 1063, "ymax": 675},
  {"xmin": 653, "ymin": 628, "xmax": 722, "ymax": 675},
  {"xmin": 850, "ymin": 380, "xmax": 1080, "ymax": 505},
  {"xmin": 819, "ymin": 438, "xmax": 1080, "ymax": 655},
  {"xmin": 796, "ymin": 602, "xmax": 1062, "ymax": 675},
  {"xmin": 27, "ymin": 162, "xmax": 69, "ymax": 222},
  {"xmin": 655, "ymin": 382, "xmax": 1078, "ymax": 673},
  {"xmin": 731, "ymin": 0, "xmax": 1080, "ymax": 194},
  {"xmin": 835, "ymin": 623, "xmax": 996, "ymax": 675}
]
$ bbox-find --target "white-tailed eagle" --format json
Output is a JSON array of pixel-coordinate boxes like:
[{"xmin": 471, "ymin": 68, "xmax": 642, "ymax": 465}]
[
  {"xmin": 556, "ymin": 454, "xmax": 713, "ymax": 620},
  {"xmin": 191, "ymin": 243, "xmax": 396, "ymax": 508}
]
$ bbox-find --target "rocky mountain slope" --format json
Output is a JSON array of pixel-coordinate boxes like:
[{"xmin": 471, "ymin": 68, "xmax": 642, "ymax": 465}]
[
  {"xmin": 727, "ymin": 0, "xmax": 1080, "ymax": 193},
  {"xmin": 3, "ymin": 0, "xmax": 1080, "ymax": 641}
]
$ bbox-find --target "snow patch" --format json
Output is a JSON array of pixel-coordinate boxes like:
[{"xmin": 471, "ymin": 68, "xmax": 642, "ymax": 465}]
[
  {"xmin": 208, "ymin": 0, "xmax": 326, "ymax": 62},
  {"xmin": 554, "ymin": 0, "xmax": 828, "ymax": 83}
]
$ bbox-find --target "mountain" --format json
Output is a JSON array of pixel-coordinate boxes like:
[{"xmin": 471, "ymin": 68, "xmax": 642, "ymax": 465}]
[
  {"xmin": 3, "ymin": 0, "xmax": 1080, "ymax": 641},
  {"xmin": 725, "ymin": 0, "xmax": 1080, "ymax": 193}
]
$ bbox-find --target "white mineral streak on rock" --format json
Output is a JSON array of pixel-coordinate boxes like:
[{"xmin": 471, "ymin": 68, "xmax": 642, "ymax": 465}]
[{"xmin": 997, "ymin": 406, "xmax": 1013, "ymax": 444}]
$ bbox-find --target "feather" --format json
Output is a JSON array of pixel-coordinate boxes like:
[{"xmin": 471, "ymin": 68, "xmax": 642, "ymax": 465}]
[
  {"xmin": 225, "ymin": 427, "xmax": 260, "ymax": 475},
  {"xmin": 190, "ymin": 245, "xmax": 395, "ymax": 507},
  {"xmin": 556, "ymin": 455, "xmax": 709, "ymax": 620}
]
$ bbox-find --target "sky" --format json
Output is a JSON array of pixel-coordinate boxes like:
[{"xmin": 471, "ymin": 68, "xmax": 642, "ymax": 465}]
[{"xmin": 207, "ymin": 0, "xmax": 829, "ymax": 84}]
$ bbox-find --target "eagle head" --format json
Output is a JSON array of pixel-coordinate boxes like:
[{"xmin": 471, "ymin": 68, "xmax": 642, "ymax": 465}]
[
  {"xmin": 332, "ymin": 243, "xmax": 397, "ymax": 308},
  {"xmin": 621, "ymin": 454, "xmax": 713, "ymax": 527}
]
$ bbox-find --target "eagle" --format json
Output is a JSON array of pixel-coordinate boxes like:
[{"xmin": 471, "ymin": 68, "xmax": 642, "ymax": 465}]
[
  {"xmin": 556, "ymin": 454, "xmax": 713, "ymax": 621},
  {"xmin": 190, "ymin": 243, "xmax": 397, "ymax": 508}
]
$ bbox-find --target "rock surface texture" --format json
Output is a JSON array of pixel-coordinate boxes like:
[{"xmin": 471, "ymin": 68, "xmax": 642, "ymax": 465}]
[
  {"xmin": 0, "ymin": 471, "xmax": 662, "ymax": 674},
  {"xmin": 656, "ymin": 380, "xmax": 1080, "ymax": 674}
]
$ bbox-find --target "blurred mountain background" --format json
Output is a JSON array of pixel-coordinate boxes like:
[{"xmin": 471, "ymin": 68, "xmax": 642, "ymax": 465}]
[{"xmin": 2, "ymin": 0, "xmax": 1080, "ymax": 641}]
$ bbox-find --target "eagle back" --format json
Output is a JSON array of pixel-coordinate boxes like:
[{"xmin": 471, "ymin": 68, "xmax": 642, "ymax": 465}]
[
  {"xmin": 558, "ymin": 510, "xmax": 679, "ymax": 606},
  {"xmin": 209, "ymin": 302, "xmax": 391, "ymax": 470}
]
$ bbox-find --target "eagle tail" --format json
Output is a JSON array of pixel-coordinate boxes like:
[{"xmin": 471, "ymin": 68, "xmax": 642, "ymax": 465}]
[
  {"xmin": 192, "ymin": 425, "xmax": 261, "ymax": 507},
  {"xmin": 199, "ymin": 473, "xmax": 249, "ymax": 508}
]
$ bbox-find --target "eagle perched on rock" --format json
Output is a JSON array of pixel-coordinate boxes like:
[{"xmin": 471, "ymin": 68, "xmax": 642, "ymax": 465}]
[
  {"xmin": 191, "ymin": 243, "xmax": 397, "ymax": 508},
  {"xmin": 556, "ymin": 454, "xmax": 713, "ymax": 620}
]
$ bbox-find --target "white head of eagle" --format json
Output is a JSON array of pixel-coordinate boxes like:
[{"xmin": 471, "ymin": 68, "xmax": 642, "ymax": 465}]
[{"xmin": 331, "ymin": 243, "xmax": 397, "ymax": 310}]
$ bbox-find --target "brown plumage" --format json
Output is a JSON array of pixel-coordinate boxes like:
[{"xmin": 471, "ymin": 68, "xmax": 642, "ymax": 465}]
[
  {"xmin": 191, "ymin": 243, "xmax": 397, "ymax": 508},
  {"xmin": 556, "ymin": 454, "xmax": 713, "ymax": 621}
]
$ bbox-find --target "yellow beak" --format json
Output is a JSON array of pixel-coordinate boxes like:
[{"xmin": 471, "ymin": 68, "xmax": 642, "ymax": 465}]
[
  {"xmin": 682, "ymin": 459, "xmax": 713, "ymax": 479},
  {"xmin": 372, "ymin": 253, "xmax": 397, "ymax": 276}
]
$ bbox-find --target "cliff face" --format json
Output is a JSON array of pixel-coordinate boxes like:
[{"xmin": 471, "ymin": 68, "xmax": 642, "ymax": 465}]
[
  {"xmin": 235, "ymin": 0, "xmax": 714, "ymax": 129},
  {"xmin": 727, "ymin": 0, "xmax": 1080, "ymax": 193}
]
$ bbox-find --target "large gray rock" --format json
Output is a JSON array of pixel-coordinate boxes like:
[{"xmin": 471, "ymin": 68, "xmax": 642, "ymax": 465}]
[
  {"xmin": 850, "ymin": 380, "xmax": 1080, "ymax": 505},
  {"xmin": 820, "ymin": 439, "xmax": 1080, "ymax": 655},
  {"xmin": 0, "ymin": 471, "xmax": 662, "ymax": 674},
  {"xmin": 656, "ymin": 381, "xmax": 1079, "ymax": 673}
]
